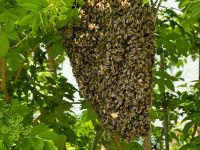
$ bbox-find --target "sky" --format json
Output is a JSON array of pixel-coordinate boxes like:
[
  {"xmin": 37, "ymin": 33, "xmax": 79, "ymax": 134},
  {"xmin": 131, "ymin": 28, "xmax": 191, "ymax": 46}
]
[{"xmin": 60, "ymin": 0, "xmax": 199, "ymax": 115}]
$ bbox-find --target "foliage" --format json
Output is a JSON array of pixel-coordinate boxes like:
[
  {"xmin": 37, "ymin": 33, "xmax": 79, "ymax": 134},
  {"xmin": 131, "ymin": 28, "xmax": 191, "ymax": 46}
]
[{"xmin": 0, "ymin": 0, "xmax": 199, "ymax": 149}]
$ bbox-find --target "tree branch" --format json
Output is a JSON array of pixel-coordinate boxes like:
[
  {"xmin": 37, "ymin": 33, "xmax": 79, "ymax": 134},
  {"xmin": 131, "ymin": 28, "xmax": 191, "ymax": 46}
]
[
  {"xmin": 144, "ymin": 134, "xmax": 152, "ymax": 150},
  {"xmin": 160, "ymin": 54, "xmax": 169, "ymax": 150},
  {"xmin": 90, "ymin": 127, "xmax": 103, "ymax": 150},
  {"xmin": 192, "ymin": 124, "xmax": 197, "ymax": 139},
  {"xmin": 11, "ymin": 32, "xmax": 31, "ymax": 48},
  {"xmin": 0, "ymin": 58, "xmax": 11, "ymax": 103}
]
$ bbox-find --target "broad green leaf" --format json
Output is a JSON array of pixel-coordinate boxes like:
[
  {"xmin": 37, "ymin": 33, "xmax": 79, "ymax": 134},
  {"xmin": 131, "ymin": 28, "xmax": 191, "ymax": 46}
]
[
  {"xmin": 154, "ymin": 71, "xmax": 176, "ymax": 81},
  {"xmin": 43, "ymin": 141, "xmax": 57, "ymax": 150},
  {"xmin": 163, "ymin": 78, "xmax": 175, "ymax": 92},
  {"xmin": 32, "ymin": 13, "xmax": 41, "ymax": 35},
  {"xmin": 31, "ymin": 138, "xmax": 45, "ymax": 150},
  {"xmin": 38, "ymin": 130, "xmax": 58, "ymax": 140},
  {"xmin": 41, "ymin": 12, "xmax": 48, "ymax": 30},
  {"xmin": 0, "ymin": 141, "xmax": 6, "ymax": 150},
  {"xmin": 155, "ymin": 78, "xmax": 165, "ymax": 93},
  {"xmin": 18, "ymin": 3, "xmax": 40, "ymax": 11},
  {"xmin": 53, "ymin": 135, "xmax": 66, "ymax": 150},
  {"xmin": 10, "ymin": 101, "xmax": 28, "ymax": 116},
  {"xmin": 18, "ymin": 13, "xmax": 37, "ymax": 26},
  {"xmin": 0, "ymin": 32, "xmax": 9, "ymax": 57},
  {"xmin": 64, "ymin": 0, "xmax": 75, "ymax": 7},
  {"xmin": 6, "ymin": 52, "xmax": 25, "ymax": 71},
  {"xmin": 179, "ymin": 143, "xmax": 199, "ymax": 150},
  {"xmin": 20, "ymin": 138, "xmax": 33, "ymax": 150},
  {"xmin": 30, "ymin": 125, "xmax": 49, "ymax": 136},
  {"xmin": 51, "ymin": 40, "xmax": 64, "ymax": 58},
  {"xmin": 77, "ymin": 0, "xmax": 85, "ymax": 5},
  {"xmin": 6, "ymin": 31, "xmax": 20, "ymax": 41}
]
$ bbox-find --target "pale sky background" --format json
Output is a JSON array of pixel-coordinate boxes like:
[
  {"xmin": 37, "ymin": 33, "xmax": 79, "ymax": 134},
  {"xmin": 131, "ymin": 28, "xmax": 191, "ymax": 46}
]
[{"xmin": 61, "ymin": 0, "xmax": 199, "ymax": 116}]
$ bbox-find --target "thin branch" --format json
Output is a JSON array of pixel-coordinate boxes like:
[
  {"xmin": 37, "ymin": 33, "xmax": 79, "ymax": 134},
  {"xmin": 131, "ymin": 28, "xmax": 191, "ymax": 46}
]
[
  {"xmin": 0, "ymin": 58, "xmax": 11, "ymax": 103},
  {"xmin": 150, "ymin": 0, "xmax": 154, "ymax": 7},
  {"xmin": 153, "ymin": 0, "xmax": 159, "ymax": 7},
  {"xmin": 14, "ymin": 49, "xmax": 35, "ymax": 84},
  {"xmin": 90, "ymin": 127, "xmax": 103, "ymax": 150},
  {"xmin": 154, "ymin": 0, "xmax": 163, "ymax": 18},
  {"xmin": 11, "ymin": 32, "xmax": 32, "ymax": 48},
  {"xmin": 192, "ymin": 124, "xmax": 197, "ymax": 139}
]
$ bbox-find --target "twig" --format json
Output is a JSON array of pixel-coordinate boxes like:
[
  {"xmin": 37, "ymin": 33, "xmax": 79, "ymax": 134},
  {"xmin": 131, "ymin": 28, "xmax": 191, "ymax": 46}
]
[
  {"xmin": 154, "ymin": 0, "xmax": 163, "ymax": 18},
  {"xmin": 0, "ymin": 58, "xmax": 11, "ymax": 103},
  {"xmin": 14, "ymin": 49, "xmax": 35, "ymax": 84},
  {"xmin": 11, "ymin": 32, "xmax": 32, "ymax": 48},
  {"xmin": 192, "ymin": 124, "xmax": 197, "ymax": 139},
  {"xmin": 150, "ymin": 0, "xmax": 154, "ymax": 7}
]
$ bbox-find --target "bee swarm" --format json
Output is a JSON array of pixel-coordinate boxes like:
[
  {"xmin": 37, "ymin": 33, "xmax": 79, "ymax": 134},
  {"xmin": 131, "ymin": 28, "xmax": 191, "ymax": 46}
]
[{"xmin": 61, "ymin": 0, "xmax": 155, "ymax": 141}]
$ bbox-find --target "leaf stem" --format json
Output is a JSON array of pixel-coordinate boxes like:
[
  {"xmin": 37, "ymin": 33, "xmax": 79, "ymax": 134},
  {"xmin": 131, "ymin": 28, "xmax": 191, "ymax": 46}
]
[{"xmin": 11, "ymin": 32, "xmax": 32, "ymax": 48}]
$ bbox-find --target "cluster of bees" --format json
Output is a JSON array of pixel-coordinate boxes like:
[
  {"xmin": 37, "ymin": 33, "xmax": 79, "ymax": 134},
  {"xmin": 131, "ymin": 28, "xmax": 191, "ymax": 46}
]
[{"xmin": 61, "ymin": 0, "xmax": 155, "ymax": 141}]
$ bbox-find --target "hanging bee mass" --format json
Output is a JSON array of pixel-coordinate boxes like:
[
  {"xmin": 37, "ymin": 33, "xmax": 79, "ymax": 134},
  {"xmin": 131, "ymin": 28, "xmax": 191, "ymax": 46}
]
[{"xmin": 61, "ymin": 0, "xmax": 155, "ymax": 141}]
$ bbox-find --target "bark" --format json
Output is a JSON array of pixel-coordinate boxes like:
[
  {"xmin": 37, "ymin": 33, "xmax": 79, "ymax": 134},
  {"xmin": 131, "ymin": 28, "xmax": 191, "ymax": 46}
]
[
  {"xmin": 160, "ymin": 54, "xmax": 169, "ymax": 150},
  {"xmin": 144, "ymin": 134, "xmax": 151, "ymax": 150},
  {"xmin": 0, "ymin": 58, "xmax": 11, "ymax": 103}
]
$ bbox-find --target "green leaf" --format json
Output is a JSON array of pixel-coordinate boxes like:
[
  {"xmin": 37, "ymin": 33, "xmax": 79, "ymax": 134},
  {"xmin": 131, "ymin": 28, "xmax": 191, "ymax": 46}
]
[
  {"xmin": 30, "ymin": 125, "xmax": 49, "ymax": 136},
  {"xmin": 32, "ymin": 13, "xmax": 41, "ymax": 35},
  {"xmin": 20, "ymin": 138, "xmax": 33, "ymax": 150},
  {"xmin": 0, "ymin": 141, "xmax": 6, "ymax": 150},
  {"xmin": 38, "ymin": 130, "xmax": 58, "ymax": 140},
  {"xmin": 51, "ymin": 40, "xmax": 64, "ymax": 58},
  {"xmin": 18, "ymin": 3, "xmax": 40, "ymax": 11},
  {"xmin": 182, "ymin": 121, "xmax": 193, "ymax": 140},
  {"xmin": 0, "ymin": 99, "xmax": 5, "ymax": 109},
  {"xmin": 0, "ymin": 32, "xmax": 9, "ymax": 57},
  {"xmin": 6, "ymin": 52, "xmax": 25, "ymax": 71},
  {"xmin": 43, "ymin": 141, "xmax": 57, "ymax": 150},
  {"xmin": 155, "ymin": 78, "xmax": 165, "ymax": 93},
  {"xmin": 53, "ymin": 135, "xmax": 66, "ymax": 150},
  {"xmin": 19, "ymin": 12, "xmax": 37, "ymax": 26},
  {"xmin": 10, "ymin": 101, "xmax": 28, "ymax": 116},
  {"xmin": 6, "ymin": 31, "xmax": 20, "ymax": 41},
  {"xmin": 31, "ymin": 138, "xmax": 45, "ymax": 150},
  {"xmin": 142, "ymin": 0, "xmax": 149, "ymax": 6},
  {"xmin": 163, "ymin": 78, "xmax": 175, "ymax": 92},
  {"xmin": 179, "ymin": 143, "xmax": 199, "ymax": 150}
]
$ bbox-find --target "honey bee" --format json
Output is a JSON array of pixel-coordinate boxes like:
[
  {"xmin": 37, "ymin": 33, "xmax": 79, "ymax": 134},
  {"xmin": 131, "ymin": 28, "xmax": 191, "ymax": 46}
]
[{"xmin": 61, "ymin": 0, "xmax": 155, "ymax": 141}]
